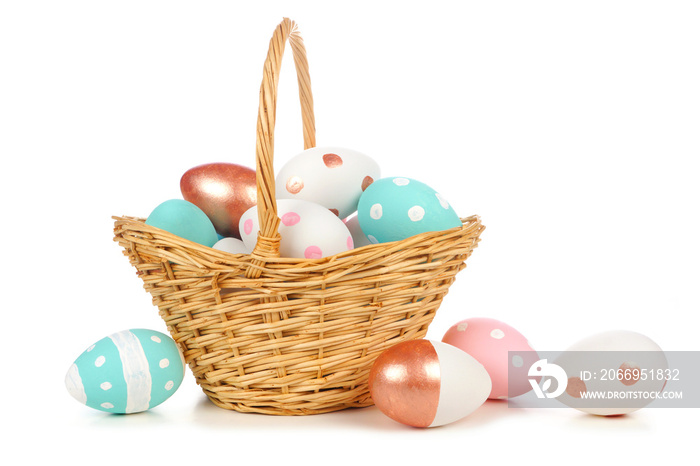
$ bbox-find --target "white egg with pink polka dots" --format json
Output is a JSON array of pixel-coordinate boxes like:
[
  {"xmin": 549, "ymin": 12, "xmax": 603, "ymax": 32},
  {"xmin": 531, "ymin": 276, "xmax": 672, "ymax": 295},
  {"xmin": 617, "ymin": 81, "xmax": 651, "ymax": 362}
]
[{"xmin": 239, "ymin": 199, "xmax": 355, "ymax": 259}]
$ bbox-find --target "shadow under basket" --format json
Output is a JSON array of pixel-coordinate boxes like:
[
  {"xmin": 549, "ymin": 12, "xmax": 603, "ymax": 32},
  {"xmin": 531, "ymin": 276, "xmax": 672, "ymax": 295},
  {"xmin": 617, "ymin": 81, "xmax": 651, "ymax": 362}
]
[{"xmin": 111, "ymin": 18, "xmax": 485, "ymax": 415}]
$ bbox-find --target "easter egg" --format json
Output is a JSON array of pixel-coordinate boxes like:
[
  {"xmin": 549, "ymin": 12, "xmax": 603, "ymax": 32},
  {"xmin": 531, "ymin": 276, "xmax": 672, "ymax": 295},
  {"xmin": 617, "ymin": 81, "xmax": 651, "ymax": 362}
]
[
  {"xmin": 343, "ymin": 213, "xmax": 372, "ymax": 248},
  {"xmin": 65, "ymin": 329, "xmax": 186, "ymax": 414},
  {"xmin": 553, "ymin": 330, "xmax": 668, "ymax": 416},
  {"xmin": 276, "ymin": 146, "xmax": 380, "ymax": 219},
  {"xmin": 357, "ymin": 177, "xmax": 462, "ymax": 244},
  {"xmin": 180, "ymin": 163, "xmax": 257, "ymax": 239},
  {"xmin": 369, "ymin": 339, "xmax": 491, "ymax": 428},
  {"xmin": 145, "ymin": 199, "xmax": 219, "ymax": 247},
  {"xmin": 239, "ymin": 199, "xmax": 354, "ymax": 259},
  {"xmin": 213, "ymin": 237, "xmax": 250, "ymax": 255},
  {"xmin": 442, "ymin": 317, "xmax": 539, "ymax": 399}
]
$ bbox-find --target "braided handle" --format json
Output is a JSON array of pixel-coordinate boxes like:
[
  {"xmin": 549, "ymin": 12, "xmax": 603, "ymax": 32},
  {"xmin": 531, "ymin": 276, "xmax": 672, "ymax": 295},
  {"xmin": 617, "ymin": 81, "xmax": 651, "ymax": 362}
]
[{"xmin": 247, "ymin": 18, "xmax": 315, "ymax": 275}]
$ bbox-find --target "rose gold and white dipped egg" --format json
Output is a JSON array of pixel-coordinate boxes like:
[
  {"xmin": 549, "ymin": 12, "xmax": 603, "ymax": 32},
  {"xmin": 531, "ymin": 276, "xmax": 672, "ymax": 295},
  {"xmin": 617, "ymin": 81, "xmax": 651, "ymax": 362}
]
[{"xmin": 368, "ymin": 340, "xmax": 491, "ymax": 428}]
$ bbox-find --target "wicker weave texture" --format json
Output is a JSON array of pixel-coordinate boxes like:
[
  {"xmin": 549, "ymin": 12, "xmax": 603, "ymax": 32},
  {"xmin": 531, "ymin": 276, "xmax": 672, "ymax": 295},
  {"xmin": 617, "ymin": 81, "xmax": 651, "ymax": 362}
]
[{"xmin": 112, "ymin": 18, "xmax": 484, "ymax": 415}]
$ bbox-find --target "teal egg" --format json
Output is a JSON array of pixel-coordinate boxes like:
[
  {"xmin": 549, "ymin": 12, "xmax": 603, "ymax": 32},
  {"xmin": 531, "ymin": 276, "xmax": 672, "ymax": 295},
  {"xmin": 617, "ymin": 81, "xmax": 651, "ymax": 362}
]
[
  {"xmin": 357, "ymin": 177, "xmax": 462, "ymax": 244},
  {"xmin": 65, "ymin": 329, "xmax": 186, "ymax": 414},
  {"xmin": 145, "ymin": 199, "xmax": 218, "ymax": 247}
]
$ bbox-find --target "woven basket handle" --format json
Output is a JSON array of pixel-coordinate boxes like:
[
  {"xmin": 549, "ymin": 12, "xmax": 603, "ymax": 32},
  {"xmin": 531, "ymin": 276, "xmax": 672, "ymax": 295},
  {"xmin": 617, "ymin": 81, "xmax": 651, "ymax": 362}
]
[{"xmin": 248, "ymin": 18, "xmax": 316, "ymax": 273}]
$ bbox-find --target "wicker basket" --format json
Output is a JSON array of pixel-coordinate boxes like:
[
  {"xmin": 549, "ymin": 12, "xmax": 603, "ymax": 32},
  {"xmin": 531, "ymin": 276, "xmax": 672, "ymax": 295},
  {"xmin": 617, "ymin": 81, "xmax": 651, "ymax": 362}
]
[{"xmin": 112, "ymin": 18, "xmax": 484, "ymax": 415}]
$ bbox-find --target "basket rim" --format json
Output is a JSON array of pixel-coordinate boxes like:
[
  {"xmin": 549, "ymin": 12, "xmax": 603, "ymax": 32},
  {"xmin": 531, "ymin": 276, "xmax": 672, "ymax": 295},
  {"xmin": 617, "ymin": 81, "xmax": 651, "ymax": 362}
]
[{"xmin": 113, "ymin": 214, "xmax": 483, "ymax": 268}]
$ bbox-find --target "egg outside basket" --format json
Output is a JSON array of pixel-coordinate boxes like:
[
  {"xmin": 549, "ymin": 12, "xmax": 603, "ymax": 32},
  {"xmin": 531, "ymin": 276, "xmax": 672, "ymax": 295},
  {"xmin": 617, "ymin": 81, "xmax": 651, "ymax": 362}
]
[{"xmin": 112, "ymin": 18, "xmax": 484, "ymax": 415}]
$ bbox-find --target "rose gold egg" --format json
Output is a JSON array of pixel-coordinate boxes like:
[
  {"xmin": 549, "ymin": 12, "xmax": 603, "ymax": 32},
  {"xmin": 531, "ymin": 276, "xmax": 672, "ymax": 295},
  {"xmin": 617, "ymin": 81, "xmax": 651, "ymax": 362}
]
[{"xmin": 180, "ymin": 163, "xmax": 257, "ymax": 239}]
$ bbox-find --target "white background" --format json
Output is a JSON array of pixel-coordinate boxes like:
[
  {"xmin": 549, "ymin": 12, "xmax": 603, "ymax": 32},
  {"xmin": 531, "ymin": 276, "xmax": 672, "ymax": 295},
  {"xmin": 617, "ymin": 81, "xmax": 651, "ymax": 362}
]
[{"xmin": 2, "ymin": 1, "xmax": 698, "ymax": 464}]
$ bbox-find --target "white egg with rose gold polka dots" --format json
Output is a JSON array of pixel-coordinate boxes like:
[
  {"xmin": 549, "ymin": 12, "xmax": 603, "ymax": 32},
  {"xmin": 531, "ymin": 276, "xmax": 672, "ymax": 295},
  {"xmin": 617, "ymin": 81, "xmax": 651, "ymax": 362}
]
[
  {"xmin": 65, "ymin": 329, "xmax": 185, "ymax": 414},
  {"xmin": 276, "ymin": 146, "xmax": 381, "ymax": 219},
  {"xmin": 239, "ymin": 199, "xmax": 354, "ymax": 259},
  {"xmin": 554, "ymin": 330, "xmax": 668, "ymax": 416},
  {"xmin": 358, "ymin": 177, "xmax": 462, "ymax": 244}
]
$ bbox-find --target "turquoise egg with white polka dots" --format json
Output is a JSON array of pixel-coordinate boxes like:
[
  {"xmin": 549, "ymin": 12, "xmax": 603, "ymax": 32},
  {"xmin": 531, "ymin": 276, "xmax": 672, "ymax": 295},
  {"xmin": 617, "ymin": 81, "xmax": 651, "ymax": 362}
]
[
  {"xmin": 65, "ymin": 329, "xmax": 186, "ymax": 414},
  {"xmin": 145, "ymin": 199, "xmax": 218, "ymax": 248},
  {"xmin": 357, "ymin": 177, "xmax": 462, "ymax": 244}
]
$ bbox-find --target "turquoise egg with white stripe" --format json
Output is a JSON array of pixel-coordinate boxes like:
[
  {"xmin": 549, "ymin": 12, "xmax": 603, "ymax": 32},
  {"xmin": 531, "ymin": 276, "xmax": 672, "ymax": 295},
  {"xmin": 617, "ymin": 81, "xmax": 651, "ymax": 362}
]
[{"xmin": 65, "ymin": 329, "xmax": 186, "ymax": 414}]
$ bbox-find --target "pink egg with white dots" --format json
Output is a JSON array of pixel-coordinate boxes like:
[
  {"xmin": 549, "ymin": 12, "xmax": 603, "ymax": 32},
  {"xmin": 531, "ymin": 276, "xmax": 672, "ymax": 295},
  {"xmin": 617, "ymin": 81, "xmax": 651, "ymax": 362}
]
[
  {"xmin": 442, "ymin": 317, "xmax": 539, "ymax": 399},
  {"xmin": 239, "ymin": 199, "xmax": 354, "ymax": 259}
]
